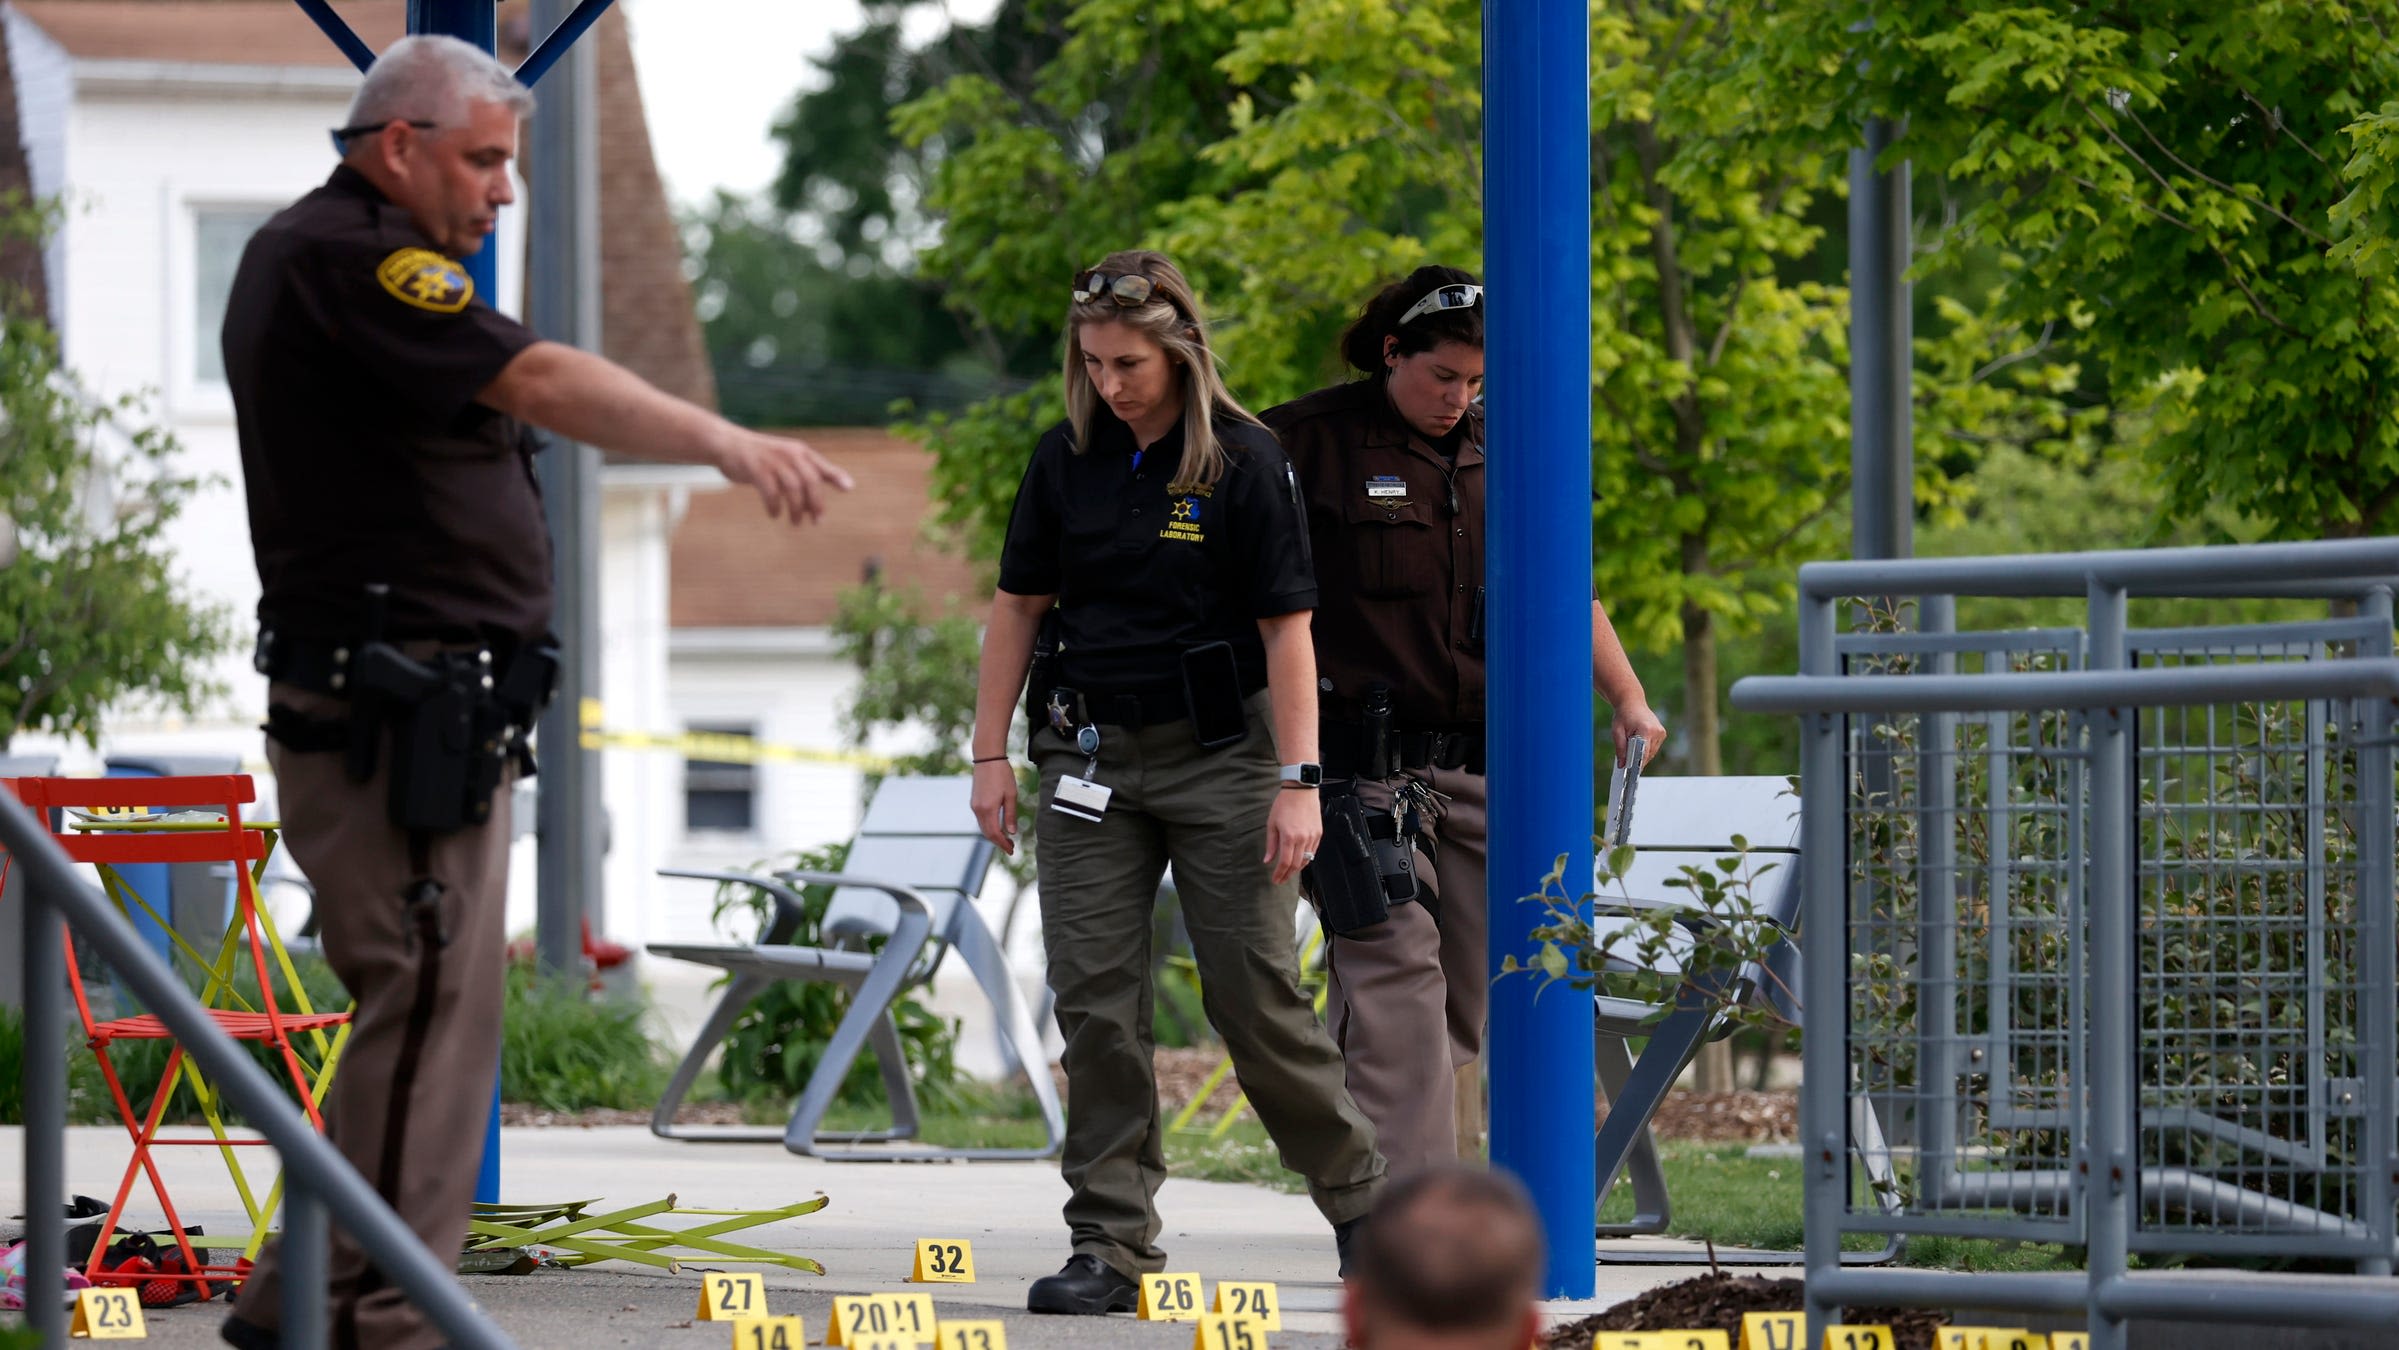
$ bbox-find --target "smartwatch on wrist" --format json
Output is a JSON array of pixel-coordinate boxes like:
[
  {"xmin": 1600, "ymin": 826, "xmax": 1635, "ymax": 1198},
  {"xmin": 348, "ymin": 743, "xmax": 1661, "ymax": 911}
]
[{"xmin": 1279, "ymin": 762, "xmax": 1323, "ymax": 788}]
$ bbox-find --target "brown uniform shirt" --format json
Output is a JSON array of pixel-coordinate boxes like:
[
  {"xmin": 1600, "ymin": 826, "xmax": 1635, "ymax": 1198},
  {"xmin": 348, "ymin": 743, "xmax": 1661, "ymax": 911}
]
[
  {"xmin": 1263, "ymin": 380, "xmax": 1485, "ymax": 727},
  {"xmin": 224, "ymin": 164, "xmax": 549, "ymax": 643}
]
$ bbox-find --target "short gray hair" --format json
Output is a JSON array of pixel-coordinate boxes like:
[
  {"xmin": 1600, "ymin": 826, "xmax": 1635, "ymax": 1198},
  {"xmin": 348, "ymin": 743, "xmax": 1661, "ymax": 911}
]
[{"xmin": 344, "ymin": 34, "xmax": 533, "ymax": 141}]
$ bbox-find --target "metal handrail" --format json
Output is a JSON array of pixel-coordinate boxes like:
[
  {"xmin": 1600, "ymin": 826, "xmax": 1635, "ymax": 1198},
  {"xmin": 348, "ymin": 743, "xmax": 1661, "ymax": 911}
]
[
  {"xmin": 1794, "ymin": 535, "xmax": 2399, "ymax": 599},
  {"xmin": 1732, "ymin": 656, "xmax": 2399, "ymax": 715},
  {"xmin": 2, "ymin": 790, "xmax": 516, "ymax": 1348}
]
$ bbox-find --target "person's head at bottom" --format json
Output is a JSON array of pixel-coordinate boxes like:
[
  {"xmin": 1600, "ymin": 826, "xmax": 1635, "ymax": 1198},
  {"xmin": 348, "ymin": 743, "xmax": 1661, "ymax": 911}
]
[{"xmin": 1344, "ymin": 1165, "xmax": 1545, "ymax": 1350}]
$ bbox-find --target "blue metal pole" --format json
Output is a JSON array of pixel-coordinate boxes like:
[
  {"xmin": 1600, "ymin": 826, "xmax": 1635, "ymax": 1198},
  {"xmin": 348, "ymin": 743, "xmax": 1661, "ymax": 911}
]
[
  {"xmin": 408, "ymin": 0, "xmax": 506, "ymax": 1208},
  {"xmin": 1484, "ymin": 0, "xmax": 1597, "ymax": 1301}
]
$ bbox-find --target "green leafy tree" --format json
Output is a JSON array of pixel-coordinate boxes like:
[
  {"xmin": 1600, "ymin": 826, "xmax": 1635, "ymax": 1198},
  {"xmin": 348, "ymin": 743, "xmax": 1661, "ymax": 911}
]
[
  {"xmin": 893, "ymin": 0, "xmax": 2096, "ymax": 774},
  {"xmin": 685, "ymin": 191, "xmax": 1009, "ymax": 427},
  {"xmin": 1755, "ymin": 0, "xmax": 2399, "ymax": 542},
  {"xmin": 0, "ymin": 201, "xmax": 234, "ymax": 748}
]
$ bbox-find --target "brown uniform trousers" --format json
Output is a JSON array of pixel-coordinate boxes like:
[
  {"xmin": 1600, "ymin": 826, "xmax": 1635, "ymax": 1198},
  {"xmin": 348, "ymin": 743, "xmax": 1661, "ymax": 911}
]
[
  {"xmin": 231, "ymin": 682, "xmax": 512, "ymax": 1350},
  {"xmin": 1323, "ymin": 765, "xmax": 1489, "ymax": 1175},
  {"xmin": 1036, "ymin": 692, "xmax": 1385, "ymax": 1277}
]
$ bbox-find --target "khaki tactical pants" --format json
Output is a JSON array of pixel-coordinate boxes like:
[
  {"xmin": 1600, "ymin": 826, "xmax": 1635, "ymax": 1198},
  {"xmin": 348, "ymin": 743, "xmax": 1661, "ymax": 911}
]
[
  {"xmin": 232, "ymin": 682, "xmax": 512, "ymax": 1350},
  {"xmin": 1036, "ymin": 692, "xmax": 1385, "ymax": 1278},
  {"xmin": 1323, "ymin": 765, "xmax": 1490, "ymax": 1175}
]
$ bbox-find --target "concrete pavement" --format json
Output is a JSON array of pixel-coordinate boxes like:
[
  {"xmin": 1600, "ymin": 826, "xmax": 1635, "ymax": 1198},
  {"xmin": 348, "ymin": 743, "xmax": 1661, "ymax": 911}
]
[{"xmin": 1, "ymin": 1125, "xmax": 1781, "ymax": 1347}]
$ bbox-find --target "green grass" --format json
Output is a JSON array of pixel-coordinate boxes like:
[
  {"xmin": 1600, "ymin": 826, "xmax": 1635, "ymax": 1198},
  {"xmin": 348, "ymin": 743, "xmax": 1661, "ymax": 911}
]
[{"xmin": 1599, "ymin": 1143, "xmax": 2078, "ymax": 1272}]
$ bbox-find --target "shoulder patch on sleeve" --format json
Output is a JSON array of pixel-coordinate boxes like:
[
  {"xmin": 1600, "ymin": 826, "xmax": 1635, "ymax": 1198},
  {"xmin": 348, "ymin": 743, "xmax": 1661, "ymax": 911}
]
[{"xmin": 375, "ymin": 247, "xmax": 473, "ymax": 313}]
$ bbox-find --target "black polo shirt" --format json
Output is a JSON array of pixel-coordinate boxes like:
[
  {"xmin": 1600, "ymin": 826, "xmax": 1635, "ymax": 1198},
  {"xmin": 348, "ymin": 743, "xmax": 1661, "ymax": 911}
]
[
  {"xmin": 225, "ymin": 164, "xmax": 550, "ymax": 643},
  {"xmin": 997, "ymin": 408, "xmax": 1316, "ymax": 694}
]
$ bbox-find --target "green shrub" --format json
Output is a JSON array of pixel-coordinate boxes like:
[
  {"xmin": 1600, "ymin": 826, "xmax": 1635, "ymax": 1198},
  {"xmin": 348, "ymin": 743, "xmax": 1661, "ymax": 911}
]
[
  {"xmin": 710, "ymin": 842, "xmax": 964, "ymax": 1112},
  {"xmin": 499, "ymin": 962, "xmax": 669, "ymax": 1111}
]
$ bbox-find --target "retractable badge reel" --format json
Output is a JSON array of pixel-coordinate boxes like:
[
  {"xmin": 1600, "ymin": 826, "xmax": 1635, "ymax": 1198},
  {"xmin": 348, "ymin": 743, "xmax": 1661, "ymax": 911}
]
[{"xmin": 1053, "ymin": 723, "xmax": 1113, "ymax": 822}]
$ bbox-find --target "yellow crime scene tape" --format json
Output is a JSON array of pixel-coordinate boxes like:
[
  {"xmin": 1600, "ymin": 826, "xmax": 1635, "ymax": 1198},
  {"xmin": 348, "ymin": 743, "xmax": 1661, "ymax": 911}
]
[{"xmin": 575, "ymin": 699, "xmax": 897, "ymax": 772}]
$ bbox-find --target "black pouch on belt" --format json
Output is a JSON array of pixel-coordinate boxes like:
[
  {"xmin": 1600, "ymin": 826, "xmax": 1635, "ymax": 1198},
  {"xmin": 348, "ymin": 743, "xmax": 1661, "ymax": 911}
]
[
  {"xmin": 1367, "ymin": 811, "xmax": 1419, "ymax": 904},
  {"xmin": 1305, "ymin": 782, "xmax": 1390, "ymax": 935},
  {"xmin": 1180, "ymin": 640, "xmax": 1249, "ymax": 749},
  {"xmin": 386, "ymin": 653, "xmax": 487, "ymax": 833},
  {"xmin": 1023, "ymin": 609, "xmax": 1062, "ymax": 730}
]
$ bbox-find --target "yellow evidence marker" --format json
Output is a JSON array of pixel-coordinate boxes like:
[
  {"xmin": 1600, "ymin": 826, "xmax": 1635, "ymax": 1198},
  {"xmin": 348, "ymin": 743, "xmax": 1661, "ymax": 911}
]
[
  {"xmin": 2050, "ymin": 1337, "xmax": 2089, "ymax": 1350},
  {"xmin": 1823, "ymin": 1326, "xmax": 1897, "ymax": 1350},
  {"xmin": 1193, "ymin": 1314, "xmax": 1269, "ymax": 1350},
  {"xmin": 1139, "ymin": 1272, "xmax": 1206, "ymax": 1321},
  {"xmin": 878, "ymin": 1291, "xmax": 937, "ymax": 1342},
  {"xmin": 70, "ymin": 1287, "xmax": 147, "ymax": 1339},
  {"xmin": 730, "ymin": 1316, "xmax": 807, "ymax": 1350},
  {"xmin": 1598, "ymin": 1334, "xmax": 1732, "ymax": 1350},
  {"xmin": 1740, "ymin": 1312, "xmax": 1805, "ymax": 1350},
  {"xmin": 1212, "ymin": 1281, "xmax": 1282, "ymax": 1331},
  {"xmin": 906, "ymin": 1237, "xmax": 973, "ymax": 1285},
  {"xmin": 1941, "ymin": 1330, "xmax": 2048, "ymax": 1350},
  {"xmin": 852, "ymin": 1340, "xmax": 915, "ymax": 1350},
  {"xmin": 697, "ymin": 1272, "xmax": 769, "ymax": 1321},
  {"xmin": 938, "ymin": 1322, "xmax": 1009, "ymax": 1350},
  {"xmin": 912, "ymin": 1238, "xmax": 976, "ymax": 1283},
  {"xmin": 827, "ymin": 1295, "xmax": 892, "ymax": 1346}
]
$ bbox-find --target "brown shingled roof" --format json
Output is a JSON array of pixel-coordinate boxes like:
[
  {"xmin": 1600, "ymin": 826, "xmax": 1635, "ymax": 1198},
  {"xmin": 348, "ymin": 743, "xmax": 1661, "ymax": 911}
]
[
  {"xmin": 670, "ymin": 429, "xmax": 983, "ymax": 630},
  {"xmin": 11, "ymin": 1, "xmax": 714, "ymax": 409},
  {"xmin": 10, "ymin": 2, "xmax": 409, "ymax": 67}
]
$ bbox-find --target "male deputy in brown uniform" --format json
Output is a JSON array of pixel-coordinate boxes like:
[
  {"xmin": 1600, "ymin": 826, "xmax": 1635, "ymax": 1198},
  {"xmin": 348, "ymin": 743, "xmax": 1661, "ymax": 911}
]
[
  {"xmin": 1265, "ymin": 268, "xmax": 1663, "ymax": 1176},
  {"xmin": 218, "ymin": 36, "xmax": 849, "ymax": 1350}
]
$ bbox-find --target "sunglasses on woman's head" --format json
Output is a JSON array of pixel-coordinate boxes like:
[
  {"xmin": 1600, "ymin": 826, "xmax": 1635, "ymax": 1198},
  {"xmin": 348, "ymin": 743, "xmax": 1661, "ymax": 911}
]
[
  {"xmin": 1397, "ymin": 282, "xmax": 1483, "ymax": 327},
  {"xmin": 1073, "ymin": 270, "xmax": 1157, "ymax": 306}
]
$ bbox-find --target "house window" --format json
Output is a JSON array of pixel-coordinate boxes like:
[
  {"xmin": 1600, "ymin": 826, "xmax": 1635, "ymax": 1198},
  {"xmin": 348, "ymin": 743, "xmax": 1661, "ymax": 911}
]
[
  {"xmin": 684, "ymin": 724, "xmax": 758, "ymax": 834},
  {"xmin": 191, "ymin": 207, "xmax": 276, "ymax": 385}
]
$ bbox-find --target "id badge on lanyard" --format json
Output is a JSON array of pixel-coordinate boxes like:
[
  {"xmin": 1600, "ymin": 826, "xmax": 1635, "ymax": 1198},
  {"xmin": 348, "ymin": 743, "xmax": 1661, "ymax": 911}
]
[{"xmin": 1052, "ymin": 722, "xmax": 1113, "ymax": 821}]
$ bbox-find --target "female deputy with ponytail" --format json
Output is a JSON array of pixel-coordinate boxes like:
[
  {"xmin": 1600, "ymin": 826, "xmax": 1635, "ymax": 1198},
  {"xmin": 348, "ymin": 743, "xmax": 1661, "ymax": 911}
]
[
  {"xmin": 968, "ymin": 249, "xmax": 1385, "ymax": 1314},
  {"xmin": 1263, "ymin": 265, "xmax": 1666, "ymax": 1176}
]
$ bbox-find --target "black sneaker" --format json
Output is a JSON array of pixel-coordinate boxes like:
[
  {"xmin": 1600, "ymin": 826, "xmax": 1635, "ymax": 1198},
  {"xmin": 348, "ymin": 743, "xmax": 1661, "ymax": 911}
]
[
  {"xmin": 220, "ymin": 1317, "xmax": 280, "ymax": 1350},
  {"xmin": 1027, "ymin": 1254, "xmax": 1139, "ymax": 1315},
  {"xmin": 1335, "ymin": 1215, "xmax": 1367, "ymax": 1279}
]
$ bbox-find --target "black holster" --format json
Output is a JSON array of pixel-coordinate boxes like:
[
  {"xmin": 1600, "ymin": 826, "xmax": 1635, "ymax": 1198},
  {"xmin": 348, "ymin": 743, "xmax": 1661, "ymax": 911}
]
[
  {"xmin": 1303, "ymin": 782, "xmax": 1422, "ymax": 935},
  {"xmin": 351, "ymin": 639, "xmax": 557, "ymax": 835}
]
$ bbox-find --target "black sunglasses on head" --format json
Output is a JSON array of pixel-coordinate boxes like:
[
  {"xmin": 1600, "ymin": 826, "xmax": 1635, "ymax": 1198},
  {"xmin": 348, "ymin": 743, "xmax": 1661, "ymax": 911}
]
[
  {"xmin": 1073, "ymin": 269, "xmax": 1160, "ymax": 307},
  {"xmin": 328, "ymin": 118, "xmax": 436, "ymax": 155}
]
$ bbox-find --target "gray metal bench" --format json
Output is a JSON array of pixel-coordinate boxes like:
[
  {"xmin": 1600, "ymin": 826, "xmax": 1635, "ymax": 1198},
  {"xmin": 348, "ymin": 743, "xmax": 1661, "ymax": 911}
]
[
  {"xmin": 1590, "ymin": 770, "xmax": 1900, "ymax": 1262},
  {"xmin": 647, "ymin": 775, "xmax": 1064, "ymax": 1161}
]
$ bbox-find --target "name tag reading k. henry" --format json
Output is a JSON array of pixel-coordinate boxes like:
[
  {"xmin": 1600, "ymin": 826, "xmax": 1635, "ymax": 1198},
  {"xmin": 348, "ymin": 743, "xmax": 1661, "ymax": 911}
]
[{"xmin": 1052, "ymin": 775, "xmax": 1113, "ymax": 822}]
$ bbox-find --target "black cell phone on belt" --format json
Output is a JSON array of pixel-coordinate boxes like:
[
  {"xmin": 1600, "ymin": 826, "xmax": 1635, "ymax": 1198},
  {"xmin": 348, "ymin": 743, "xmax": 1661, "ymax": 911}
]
[{"xmin": 1180, "ymin": 640, "xmax": 1250, "ymax": 749}]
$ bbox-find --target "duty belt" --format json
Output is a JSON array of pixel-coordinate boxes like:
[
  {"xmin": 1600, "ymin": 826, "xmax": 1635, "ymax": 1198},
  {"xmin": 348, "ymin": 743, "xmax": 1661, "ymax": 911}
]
[{"xmin": 1321, "ymin": 720, "xmax": 1485, "ymax": 779}]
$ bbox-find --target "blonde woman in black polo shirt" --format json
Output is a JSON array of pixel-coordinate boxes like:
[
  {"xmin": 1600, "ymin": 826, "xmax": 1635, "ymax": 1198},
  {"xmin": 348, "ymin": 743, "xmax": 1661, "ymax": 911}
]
[{"xmin": 969, "ymin": 249, "xmax": 1386, "ymax": 1314}]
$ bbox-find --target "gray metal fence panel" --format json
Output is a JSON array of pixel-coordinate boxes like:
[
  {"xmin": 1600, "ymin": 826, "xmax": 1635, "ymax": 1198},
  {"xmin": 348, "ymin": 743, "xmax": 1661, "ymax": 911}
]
[{"xmin": 1732, "ymin": 538, "xmax": 2399, "ymax": 1349}]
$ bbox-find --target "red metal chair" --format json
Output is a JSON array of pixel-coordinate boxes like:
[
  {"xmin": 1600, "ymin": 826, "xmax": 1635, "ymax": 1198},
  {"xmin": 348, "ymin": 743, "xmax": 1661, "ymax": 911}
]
[{"xmin": 0, "ymin": 774, "xmax": 350, "ymax": 1301}]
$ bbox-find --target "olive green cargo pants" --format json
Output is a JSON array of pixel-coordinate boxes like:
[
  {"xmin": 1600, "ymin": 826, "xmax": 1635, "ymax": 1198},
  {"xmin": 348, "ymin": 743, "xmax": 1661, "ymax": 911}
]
[{"xmin": 1035, "ymin": 692, "xmax": 1385, "ymax": 1278}]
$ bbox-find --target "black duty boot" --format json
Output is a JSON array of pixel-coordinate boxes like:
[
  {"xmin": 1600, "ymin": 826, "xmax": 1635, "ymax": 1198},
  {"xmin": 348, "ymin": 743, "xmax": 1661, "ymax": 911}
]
[
  {"xmin": 1027, "ymin": 1254, "xmax": 1139, "ymax": 1315},
  {"xmin": 1335, "ymin": 1215, "xmax": 1367, "ymax": 1279},
  {"xmin": 220, "ymin": 1318, "xmax": 281, "ymax": 1350}
]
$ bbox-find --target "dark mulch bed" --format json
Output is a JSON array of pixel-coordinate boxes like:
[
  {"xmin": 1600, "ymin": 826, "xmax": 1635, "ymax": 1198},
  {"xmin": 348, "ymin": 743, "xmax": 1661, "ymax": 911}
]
[
  {"xmin": 1543, "ymin": 1274, "xmax": 1949, "ymax": 1350},
  {"xmin": 1638, "ymin": 1090, "xmax": 1797, "ymax": 1144}
]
